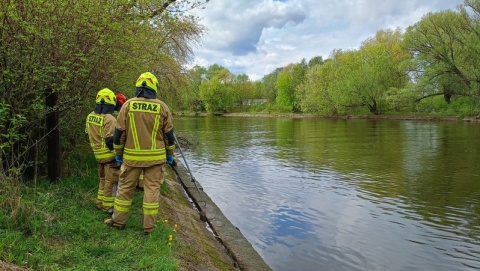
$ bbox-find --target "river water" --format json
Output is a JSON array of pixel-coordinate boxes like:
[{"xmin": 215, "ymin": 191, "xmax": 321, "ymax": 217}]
[{"xmin": 174, "ymin": 116, "xmax": 480, "ymax": 271}]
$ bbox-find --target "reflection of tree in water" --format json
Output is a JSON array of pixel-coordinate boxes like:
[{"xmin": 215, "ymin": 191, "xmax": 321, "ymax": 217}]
[
  {"xmin": 175, "ymin": 134, "xmax": 198, "ymax": 151},
  {"xmin": 176, "ymin": 116, "xmax": 480, "ymax": 270},
  {"xmin": 400, "ymin": 122, "xmax": 480, "ymax": 236}
]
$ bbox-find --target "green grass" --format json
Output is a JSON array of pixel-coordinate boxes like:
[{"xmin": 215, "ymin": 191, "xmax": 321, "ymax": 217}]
[{"xmin": 0, "ymin": 165, "xmax": 178, "ymax": 270}]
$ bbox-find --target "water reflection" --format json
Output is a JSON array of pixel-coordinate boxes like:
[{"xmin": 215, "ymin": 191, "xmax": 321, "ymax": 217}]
[{"xmin": 175, "ymin": 116, "xmax": 480, "ymax": 271}]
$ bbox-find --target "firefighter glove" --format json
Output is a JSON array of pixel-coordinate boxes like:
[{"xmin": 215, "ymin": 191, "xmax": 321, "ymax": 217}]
[
  {"xmin": 115, "ymin": 155, "xmax": 123, "ymax": 165},
  {"xmin": 166, "ymin": 154, "xmax": 174, "ymax": 165}
]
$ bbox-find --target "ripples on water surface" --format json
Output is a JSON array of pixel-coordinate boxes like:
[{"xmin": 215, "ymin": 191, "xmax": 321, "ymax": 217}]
[{"xmin": 175, "ymin": 116, "xmax": 480, "ymax": 271}]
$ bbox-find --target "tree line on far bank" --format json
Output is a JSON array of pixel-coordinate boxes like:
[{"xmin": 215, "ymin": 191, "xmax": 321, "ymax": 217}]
[{"xmin": 179, "ymin": 0, "xmax": 480, "ymax": 118}]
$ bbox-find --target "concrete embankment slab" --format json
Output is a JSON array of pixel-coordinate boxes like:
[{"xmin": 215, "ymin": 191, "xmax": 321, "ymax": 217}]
[{"xmin": 172, "ymin": 163, "xmax": 272, "ymax": 271}]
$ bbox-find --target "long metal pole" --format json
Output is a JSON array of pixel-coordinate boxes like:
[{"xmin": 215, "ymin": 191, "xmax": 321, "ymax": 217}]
[{"xmin": 174, "ymin": 134, "xmax": 206, "ymax": 207}]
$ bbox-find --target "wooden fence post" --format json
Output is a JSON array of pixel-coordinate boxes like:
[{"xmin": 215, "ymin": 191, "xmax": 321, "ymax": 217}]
[{"xmin": 44, "ymin": 87, "xmax": 61, "ymax": 183}]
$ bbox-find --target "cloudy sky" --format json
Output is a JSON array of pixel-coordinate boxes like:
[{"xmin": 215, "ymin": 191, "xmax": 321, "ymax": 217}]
[{"xmin": 186, "ymin": 0, "xmax": 464, "ymax": 81}]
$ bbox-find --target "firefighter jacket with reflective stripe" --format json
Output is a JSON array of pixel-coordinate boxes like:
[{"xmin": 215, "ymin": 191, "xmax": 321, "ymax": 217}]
[
  {"xmin": 85, "ymin": 112, "xmax": 116, "ymax": 163},
  {"xmin": 114, "ymin": 97, "xmax": 174, "ymax": 167}
]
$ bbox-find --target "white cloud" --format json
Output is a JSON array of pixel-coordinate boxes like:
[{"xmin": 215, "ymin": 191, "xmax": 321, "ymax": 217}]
[{"xmin": 187, "ymin": 0, "xmax": 464, "ymax": 80}]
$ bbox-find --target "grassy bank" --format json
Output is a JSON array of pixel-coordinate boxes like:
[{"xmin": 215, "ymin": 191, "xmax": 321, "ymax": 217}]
[
  {"xmin": 0, "ymin": 164, "xmax": 176, "ymax": 270},
  {"xmin": 0, "ymin": 155, "xmax": 237, "ymax": 271}
]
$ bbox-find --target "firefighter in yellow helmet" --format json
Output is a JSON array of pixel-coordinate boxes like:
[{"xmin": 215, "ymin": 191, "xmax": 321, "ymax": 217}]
[
  {"xmin": 85, "ymin": 88, "xmax": 120, "ymax": 214},
  {"xmin": 106, "ymin": 72, "xmax": 175, "ymax": 235}
]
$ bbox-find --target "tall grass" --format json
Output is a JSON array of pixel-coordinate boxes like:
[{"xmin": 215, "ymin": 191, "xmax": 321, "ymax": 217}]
[{"xmin": 0, "ymin": 158, "xmax": 178, "ymax": 270}]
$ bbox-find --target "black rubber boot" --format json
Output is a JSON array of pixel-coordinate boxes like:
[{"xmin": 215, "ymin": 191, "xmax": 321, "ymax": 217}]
[{"xmin": 104, "ymin": 218, "xmax": 125, "ymax": 230}]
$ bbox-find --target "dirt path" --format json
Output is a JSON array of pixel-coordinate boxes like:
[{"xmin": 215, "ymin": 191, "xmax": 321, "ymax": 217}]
[{"xmin": 0, "ymin": 261, "xmax": 28, "ymax": 271}]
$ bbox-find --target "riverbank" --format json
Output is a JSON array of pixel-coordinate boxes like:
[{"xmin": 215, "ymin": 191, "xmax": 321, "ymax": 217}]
[
  {"xmin": 171, "ymin": 163, "xmax": 272, "ymax": 271},
  {"xmin": 175, "ymin": 111, "xmax": 480, "ymax": 122},
  {"xmin": 0, "ymin": 162, "xmax": 271, "ymax": 271}
]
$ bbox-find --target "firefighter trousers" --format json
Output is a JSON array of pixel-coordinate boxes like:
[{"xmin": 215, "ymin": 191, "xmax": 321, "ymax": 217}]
[
  {"xmin": 112, "ymin": 164, "xmax": 164, "ymax": 230},
  {"xmin": 96, "ymin": 163, "xmax": 106, "ymax": 210},
  {"xmin": 102, "ymin": 161, "xmax": 119, "ymax": 213}
]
